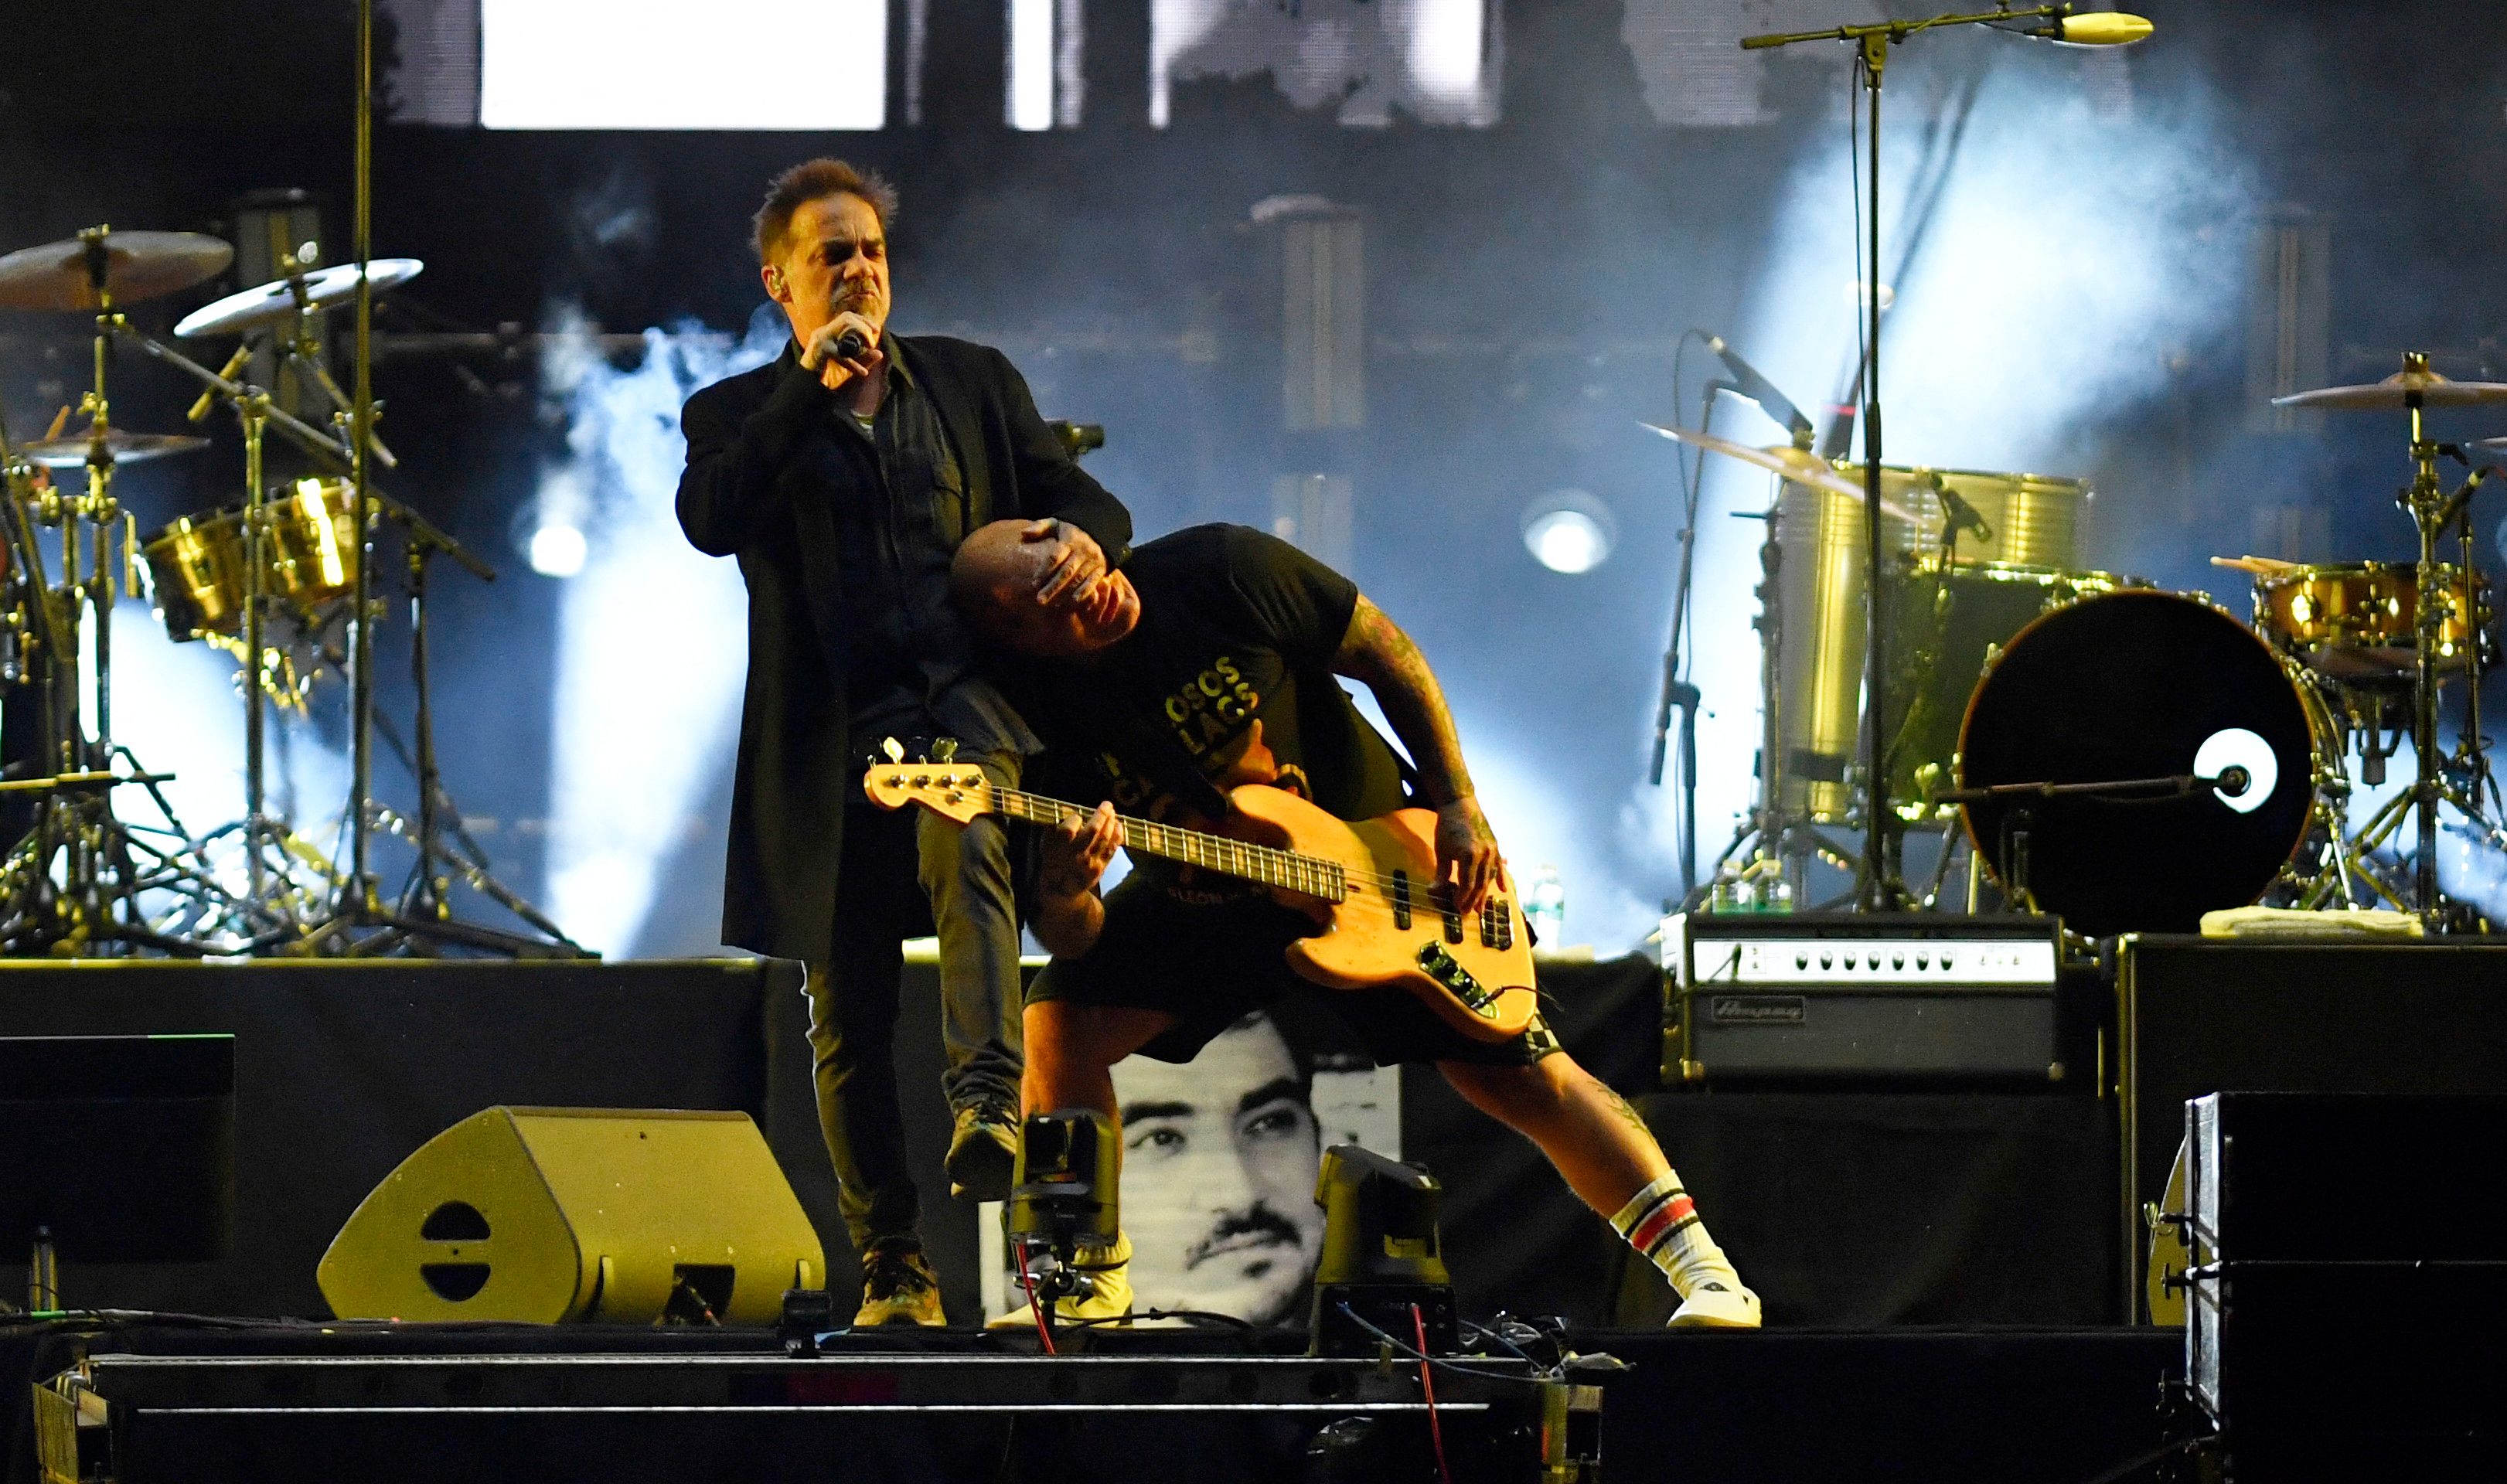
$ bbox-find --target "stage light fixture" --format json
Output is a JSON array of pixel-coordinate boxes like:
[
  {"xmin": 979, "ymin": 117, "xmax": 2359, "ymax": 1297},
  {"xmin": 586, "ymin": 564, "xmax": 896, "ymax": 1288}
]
[
  {"xmin": 1521, "ymin": 489, "xmax": 1616, "ymax": 574},
  {"xmin": 526, "ymin": 522, "xmax": 588, "ymax": 580}
]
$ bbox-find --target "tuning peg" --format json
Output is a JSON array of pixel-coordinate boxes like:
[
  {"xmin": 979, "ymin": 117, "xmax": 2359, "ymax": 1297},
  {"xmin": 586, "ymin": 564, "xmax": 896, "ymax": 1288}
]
[
  {"xmin": 881, "ymin": 737, "xmax": 904, "ymax": 764},
  {"xmin": 932, "ymin": 737, "xmax": 959, "ymax": 762}
]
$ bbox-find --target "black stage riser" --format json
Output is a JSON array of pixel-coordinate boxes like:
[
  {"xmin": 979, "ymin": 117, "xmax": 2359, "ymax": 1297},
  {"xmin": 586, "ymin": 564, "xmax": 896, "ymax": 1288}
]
[{"xmin": 0, "ymin": 961, "xmax": 799, "ymax": 1318}]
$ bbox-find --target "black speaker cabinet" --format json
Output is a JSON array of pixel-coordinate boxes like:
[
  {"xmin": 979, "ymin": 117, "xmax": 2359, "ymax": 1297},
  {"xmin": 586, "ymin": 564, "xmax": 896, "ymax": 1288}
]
[
  {"xmin": 2114, "ymin": 937, "xmax": 2507, "ymax": 1320},
  {"xmin": 2183, "ymin": 1092, "xmax": 2507, "ymax": 1472}
]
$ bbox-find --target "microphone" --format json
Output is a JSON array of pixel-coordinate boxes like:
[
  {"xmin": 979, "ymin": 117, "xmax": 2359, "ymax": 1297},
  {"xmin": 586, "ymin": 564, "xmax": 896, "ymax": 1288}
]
[
  {"xmin": 1703, "ymin": 334, "xmax": 1814, "ymax": 448},
  {"xmin": 1936, "ymin": 482, "xmax": 1992, "ymax": 543},
  {"xmin": 833, "ymin": 327, "xmax": 869, "ymax": 362},
  {"xmin": 2035, "ymin": 11, "xmax": 2152, "ymax": 45}
]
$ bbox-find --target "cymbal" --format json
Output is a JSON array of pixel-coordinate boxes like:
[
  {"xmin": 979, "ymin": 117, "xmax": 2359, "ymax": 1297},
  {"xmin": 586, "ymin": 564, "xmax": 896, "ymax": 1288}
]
[
  {"xmin": 2272, "ymin": 366, "xmax": 2507, "ymax": 410},
  {"xmin": 174, "ymin": 258, "xmax": 424, "ymax": 339},
  {"xmin": 0, "ymin": 230, "xmax": 233, "ymax": 311},
  {"xmin": 1639, "ymin": 421, "xmax": 1916, "ymax": 518},
  {"xmin": 16, "ymin": 427, "xmax": 210, "ymax": 468}
]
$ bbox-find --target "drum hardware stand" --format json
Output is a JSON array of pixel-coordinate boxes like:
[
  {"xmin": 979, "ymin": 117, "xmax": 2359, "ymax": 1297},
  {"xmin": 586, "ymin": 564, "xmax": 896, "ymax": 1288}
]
[
  {"xmin": 126, "ymin": 325, "xmax": 584, "ymax": 956},
  {"xmin": 130, "ymin": 323, "xmax": 368, "ymax": 947},
  {"xmin": 273, "ymin": 261, "xmax": 400, "ymax": 474},
  {"xmin": 0, "ymin": 240, "xmax": 233, "ymax": 955},
  {"xmin": 339, "ymin": 522, "xmax": 582, "ymax": 958},
  {"xmin": 2392, "ymin": 356, "xmax": 2504, "ymax": 927}
]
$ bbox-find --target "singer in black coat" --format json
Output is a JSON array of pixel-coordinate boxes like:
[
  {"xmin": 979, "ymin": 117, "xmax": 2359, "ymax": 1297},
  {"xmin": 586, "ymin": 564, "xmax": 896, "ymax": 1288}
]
[{"xmin": 676, "ymin": 334, "xmax": 1131, "ymax": 965}]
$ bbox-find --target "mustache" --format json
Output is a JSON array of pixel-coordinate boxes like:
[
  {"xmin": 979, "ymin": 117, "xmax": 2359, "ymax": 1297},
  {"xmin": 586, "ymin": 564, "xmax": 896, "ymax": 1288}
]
[{"xmin": 1184, "ymin": 1203, "xmax": 1309, "ymax": 1268}]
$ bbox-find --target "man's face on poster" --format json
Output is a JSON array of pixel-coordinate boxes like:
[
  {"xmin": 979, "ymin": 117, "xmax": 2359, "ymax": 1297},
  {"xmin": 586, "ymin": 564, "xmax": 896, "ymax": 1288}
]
[{"xmin": 1115, "ymin": 1013, "xmax": 1325, "ymax": 1325}]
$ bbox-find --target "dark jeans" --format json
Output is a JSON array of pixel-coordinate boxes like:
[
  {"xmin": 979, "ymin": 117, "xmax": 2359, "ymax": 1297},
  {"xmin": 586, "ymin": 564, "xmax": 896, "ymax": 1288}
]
[{"xmin": 806, "ymin": 750, "xmax": 1024, "ymax": 1254}]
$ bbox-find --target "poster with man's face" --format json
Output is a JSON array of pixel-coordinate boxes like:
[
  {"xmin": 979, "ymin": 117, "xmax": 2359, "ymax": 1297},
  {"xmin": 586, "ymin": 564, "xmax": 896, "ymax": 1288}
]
[{"xmin": 983, "ymin": 1010, "xmax": 1398, "ymax": 1326}]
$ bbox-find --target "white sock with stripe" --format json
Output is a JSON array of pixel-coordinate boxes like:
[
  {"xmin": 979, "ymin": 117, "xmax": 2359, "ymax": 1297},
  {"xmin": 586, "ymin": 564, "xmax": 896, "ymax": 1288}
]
[{"xmin": 1609, "ymin": 1171, "xmax": 1741, "ymax": 1300}]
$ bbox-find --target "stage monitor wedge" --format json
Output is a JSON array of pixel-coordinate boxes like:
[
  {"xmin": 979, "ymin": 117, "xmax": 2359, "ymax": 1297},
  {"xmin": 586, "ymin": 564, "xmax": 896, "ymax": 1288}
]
[{"xmin": 318, "ymin": 1107, "xmax": 823, "ymax": 1326}]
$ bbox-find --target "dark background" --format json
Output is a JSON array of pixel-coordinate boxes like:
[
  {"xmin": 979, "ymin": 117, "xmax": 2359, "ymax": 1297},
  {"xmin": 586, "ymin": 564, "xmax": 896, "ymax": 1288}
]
[{"xmin": 6, "ymin": 0, "xmax": 2507, "ymax": 953}]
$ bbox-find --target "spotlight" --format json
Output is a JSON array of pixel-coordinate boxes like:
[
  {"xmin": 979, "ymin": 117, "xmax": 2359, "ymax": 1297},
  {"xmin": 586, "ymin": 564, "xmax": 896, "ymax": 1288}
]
[
  {"xmin": 1521, "ymin": 489, "xmax": 1616, "ymax": 574},
  {"xmin": 527, "ymin": 522, "xmax": 588, "ymax": 579}
]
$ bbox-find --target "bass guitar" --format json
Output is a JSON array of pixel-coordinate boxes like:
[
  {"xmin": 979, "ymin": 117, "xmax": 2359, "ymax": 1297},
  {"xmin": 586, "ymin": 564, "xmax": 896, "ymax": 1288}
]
[{"xmin": 862, "ymin": 740, "xmax": 1538, "ymax": 1043}]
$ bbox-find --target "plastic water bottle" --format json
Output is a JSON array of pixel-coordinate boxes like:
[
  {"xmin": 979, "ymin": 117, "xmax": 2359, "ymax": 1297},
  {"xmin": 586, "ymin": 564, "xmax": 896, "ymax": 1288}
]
[{"xmin": 1524, "ymin": 864, "xmax": 1566, "ymax": 948}]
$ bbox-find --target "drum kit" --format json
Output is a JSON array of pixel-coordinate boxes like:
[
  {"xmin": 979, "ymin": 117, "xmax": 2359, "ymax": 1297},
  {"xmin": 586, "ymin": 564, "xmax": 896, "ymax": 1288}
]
[
  {"xmin": 1663, "ymin": 349, "xmax": 2507, "ymax": 937},
  {"xmin": 0, "ymin": 223, "xmax": 577, "ymax": 956}
]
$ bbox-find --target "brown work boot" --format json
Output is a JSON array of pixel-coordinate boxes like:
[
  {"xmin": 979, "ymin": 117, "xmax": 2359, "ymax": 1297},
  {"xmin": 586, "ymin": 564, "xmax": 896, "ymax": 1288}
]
[{"xmin": 854, "ymin": 1238, "xmax": 946, "ymax": 1328}]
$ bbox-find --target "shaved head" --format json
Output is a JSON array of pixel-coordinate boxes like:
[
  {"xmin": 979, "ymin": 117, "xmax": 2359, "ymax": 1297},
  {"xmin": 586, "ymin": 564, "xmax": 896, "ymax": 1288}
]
[{"xmin": 952, "ymin": 519, "xmax": 1140, "ymax": 658}]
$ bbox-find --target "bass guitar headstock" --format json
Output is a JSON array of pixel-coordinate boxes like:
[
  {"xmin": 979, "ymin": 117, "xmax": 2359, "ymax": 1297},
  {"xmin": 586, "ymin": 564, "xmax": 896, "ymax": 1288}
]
[{"xmin": 861, "ymin": 737, "xmax": 996, "ymax": 825}]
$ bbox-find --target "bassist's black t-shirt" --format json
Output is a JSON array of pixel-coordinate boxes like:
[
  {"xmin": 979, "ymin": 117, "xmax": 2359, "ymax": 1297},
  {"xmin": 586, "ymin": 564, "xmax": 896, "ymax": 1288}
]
[{"xmin": 1013, "ymin": 525, "xmax": 1413, "ymax": 900}]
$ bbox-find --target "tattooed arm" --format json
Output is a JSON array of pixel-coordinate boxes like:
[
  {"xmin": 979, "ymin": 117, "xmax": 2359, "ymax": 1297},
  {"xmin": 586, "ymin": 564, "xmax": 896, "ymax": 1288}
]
[{"xmin": 1332, "ymin": 594, "xmax": 1506, "ymax": 912}]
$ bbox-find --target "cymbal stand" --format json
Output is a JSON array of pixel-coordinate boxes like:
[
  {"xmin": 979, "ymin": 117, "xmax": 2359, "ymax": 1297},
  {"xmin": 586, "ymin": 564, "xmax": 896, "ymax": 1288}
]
[
  {"xmin": 275, "ymin": 264, "xmax": 399, "ymax": 474},
  {"xmin": 0, "ymin": 238, "xmax": 230, "ymax": 953},
  {"xmin": 2403, "ymin": 357, "xmax": 2445, "ymax": 921},
  {"xmin": 2291, "ymin": 399, "xmax": 2507, "ymax": 925}
]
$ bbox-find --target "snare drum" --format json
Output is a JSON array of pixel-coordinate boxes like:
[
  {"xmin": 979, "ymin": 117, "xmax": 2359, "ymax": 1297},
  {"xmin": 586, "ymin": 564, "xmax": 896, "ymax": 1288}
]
[
  {"xmin": 142, "ymin": 478, "xmax": 360, "ymax": 641},
  {"xmin": 2252, "ymin": 560, "xmax": 2487, "ymax": 684}
]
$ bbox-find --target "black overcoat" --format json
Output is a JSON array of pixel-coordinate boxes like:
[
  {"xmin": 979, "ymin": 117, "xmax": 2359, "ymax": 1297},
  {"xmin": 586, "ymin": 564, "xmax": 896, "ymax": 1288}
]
[{"xmin": 675, "ymin": 335, "xmax": 1133, "ymax": 962}]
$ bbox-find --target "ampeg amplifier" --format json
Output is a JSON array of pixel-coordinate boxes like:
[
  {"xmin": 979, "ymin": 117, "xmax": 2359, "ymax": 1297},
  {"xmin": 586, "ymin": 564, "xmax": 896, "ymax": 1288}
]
[{"xmin": 1663, "ymin": 913, "xmax": 2068, "ymax": 1085}]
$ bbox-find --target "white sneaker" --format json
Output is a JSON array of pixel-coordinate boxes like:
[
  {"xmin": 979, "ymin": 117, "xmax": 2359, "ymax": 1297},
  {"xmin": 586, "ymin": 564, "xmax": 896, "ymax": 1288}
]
[{"xmin": 1666, "ymin": 1280, "xmax": 1762, "ymax": 1329}]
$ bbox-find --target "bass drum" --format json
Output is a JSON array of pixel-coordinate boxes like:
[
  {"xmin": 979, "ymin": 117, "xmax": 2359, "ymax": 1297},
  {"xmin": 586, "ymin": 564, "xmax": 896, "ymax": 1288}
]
[{"xmin": 1957, "ymin": 590, "xmax": 2323, "ymax": 937}]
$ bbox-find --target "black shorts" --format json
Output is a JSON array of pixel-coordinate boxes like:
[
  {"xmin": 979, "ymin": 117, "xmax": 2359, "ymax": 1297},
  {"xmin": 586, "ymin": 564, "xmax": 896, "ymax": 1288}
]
[{"xmin": 1026, "ymin": 876, "xmax": 1560, "ymax": 1068}]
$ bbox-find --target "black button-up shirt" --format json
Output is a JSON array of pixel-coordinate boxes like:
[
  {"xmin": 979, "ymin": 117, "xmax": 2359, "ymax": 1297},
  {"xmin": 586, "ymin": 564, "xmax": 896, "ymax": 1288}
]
[{"xmin": 819, "ymin": 338, "xmax": 1036, "ymax": 757}]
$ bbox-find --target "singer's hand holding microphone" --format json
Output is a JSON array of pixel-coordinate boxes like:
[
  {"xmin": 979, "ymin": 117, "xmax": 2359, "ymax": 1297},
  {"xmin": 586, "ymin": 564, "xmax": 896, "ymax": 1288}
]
[{"xmin": 802, "ymin": 309, "xmax": 883, "ymax": 390}]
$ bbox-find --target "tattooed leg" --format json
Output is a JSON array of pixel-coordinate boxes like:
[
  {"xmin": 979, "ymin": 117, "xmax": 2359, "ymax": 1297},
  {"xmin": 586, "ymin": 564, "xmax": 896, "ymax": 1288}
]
[{"xmin": 1436, "ymin": 1053, "xmax": 1672, "ymax": 1217}]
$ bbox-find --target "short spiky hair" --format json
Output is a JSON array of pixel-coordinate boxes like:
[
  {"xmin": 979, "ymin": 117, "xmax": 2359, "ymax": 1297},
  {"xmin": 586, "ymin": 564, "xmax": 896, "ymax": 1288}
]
[{"xmin": 751, "ymin": 158, "xmax": 899, "ymax": 264}]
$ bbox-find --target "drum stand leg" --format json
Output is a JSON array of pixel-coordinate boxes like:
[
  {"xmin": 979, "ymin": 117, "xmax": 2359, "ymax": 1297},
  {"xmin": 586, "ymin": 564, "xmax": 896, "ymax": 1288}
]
[
  {"xmin": 361, "ymin": 534, "xmax": 582, "ymax": 956},
  {"xmin": 2337, "ymin": 786, "xmax": 2430, "ymax": 913}
]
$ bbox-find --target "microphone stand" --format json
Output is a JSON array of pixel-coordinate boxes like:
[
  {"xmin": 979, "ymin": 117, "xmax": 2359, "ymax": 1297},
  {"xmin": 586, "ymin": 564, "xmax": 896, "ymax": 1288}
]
[
  {"xmin": 1742, "ymin": 2, "xmax": 2076, "ymax": 913},
  {"xmin": 1648, "ymin": 376, "xmax": 1725, "ymax": 898}
]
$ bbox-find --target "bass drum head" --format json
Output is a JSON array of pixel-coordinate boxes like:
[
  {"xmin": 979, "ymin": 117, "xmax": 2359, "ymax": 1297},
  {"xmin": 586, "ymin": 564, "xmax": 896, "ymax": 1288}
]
[{"xmin": 1957, "ymin": 589, "xmax": 2315, "ymax": 937}]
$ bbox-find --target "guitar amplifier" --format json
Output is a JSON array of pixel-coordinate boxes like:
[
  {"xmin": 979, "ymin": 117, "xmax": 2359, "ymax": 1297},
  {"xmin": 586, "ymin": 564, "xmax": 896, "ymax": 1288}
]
[{"xmin": 1662, "ymin": 913, "xmax": 2069, "ymax": 1086}]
